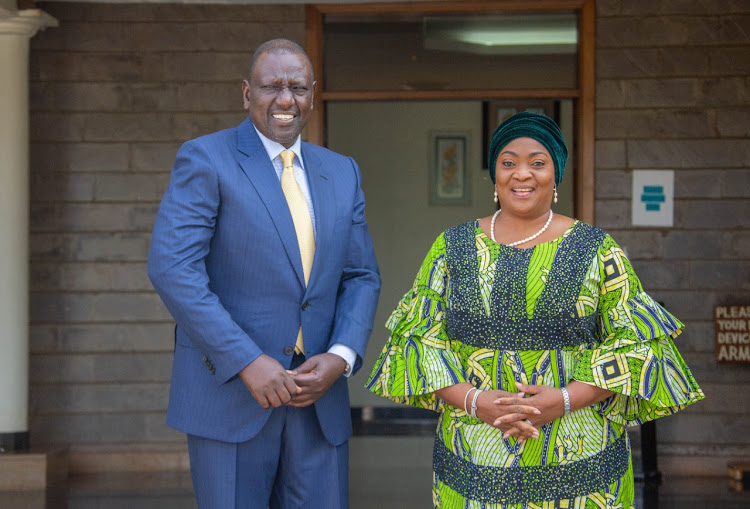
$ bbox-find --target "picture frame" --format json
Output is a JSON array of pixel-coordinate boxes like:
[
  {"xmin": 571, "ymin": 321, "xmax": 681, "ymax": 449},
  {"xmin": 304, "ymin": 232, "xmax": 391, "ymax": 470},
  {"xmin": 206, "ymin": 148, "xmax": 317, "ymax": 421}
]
[
  {"xmin": 429, "ymin": 131, "xmax": 470, "ymax": 205},
  {"xmin": 482, "ymin": 100, "xmax": 557, "ymax": 169}
]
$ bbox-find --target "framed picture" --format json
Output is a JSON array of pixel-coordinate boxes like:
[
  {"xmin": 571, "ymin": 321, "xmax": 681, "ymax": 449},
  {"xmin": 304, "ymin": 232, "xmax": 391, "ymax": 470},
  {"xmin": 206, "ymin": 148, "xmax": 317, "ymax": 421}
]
[
  {"xmin": 482, "ymin": 100, "xmax": 557, "ymax": 169},
  {"xmin": 429, "ymin": 131, "xmax": 470, "ymax": 205}
]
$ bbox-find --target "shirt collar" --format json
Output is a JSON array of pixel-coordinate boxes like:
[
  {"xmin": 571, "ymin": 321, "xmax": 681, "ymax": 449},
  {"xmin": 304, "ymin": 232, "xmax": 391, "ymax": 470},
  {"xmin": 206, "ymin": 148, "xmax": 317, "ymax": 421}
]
[{"xmin": 252, "ymin": 124, "xmax": 303, "ymax": 168}]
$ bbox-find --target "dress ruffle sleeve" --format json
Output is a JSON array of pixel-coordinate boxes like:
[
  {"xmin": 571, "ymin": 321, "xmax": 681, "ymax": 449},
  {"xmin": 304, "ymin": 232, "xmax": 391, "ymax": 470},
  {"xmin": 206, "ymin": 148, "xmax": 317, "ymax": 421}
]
[
  {"xmin": 573, "ymin": 236, "xmax": 705, "ymax": 426},
  {"xmin": 365, "ymin": 234, "xmax": 466, "ymax": 412}
]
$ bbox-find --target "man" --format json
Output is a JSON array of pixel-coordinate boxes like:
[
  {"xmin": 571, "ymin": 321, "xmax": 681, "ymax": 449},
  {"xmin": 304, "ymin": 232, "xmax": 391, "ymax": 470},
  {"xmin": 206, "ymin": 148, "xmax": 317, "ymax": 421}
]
[{"xmin": 148, "ymin": 38, "xmax": 380, "ymax": 509}]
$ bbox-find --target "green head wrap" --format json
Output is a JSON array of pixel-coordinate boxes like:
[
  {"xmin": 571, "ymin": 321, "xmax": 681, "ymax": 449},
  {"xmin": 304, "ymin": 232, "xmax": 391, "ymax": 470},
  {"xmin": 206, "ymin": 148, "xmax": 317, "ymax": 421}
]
[{"xmin": 487, "ymin": 111, "xmax": 568, "ymax": 186}]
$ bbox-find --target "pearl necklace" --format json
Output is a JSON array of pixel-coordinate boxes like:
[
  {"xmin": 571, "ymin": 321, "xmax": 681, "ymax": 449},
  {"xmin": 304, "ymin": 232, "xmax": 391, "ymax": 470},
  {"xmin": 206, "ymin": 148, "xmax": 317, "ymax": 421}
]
[{"xmin": 491, "ymin": 209, "xmax": 554, "ymax": 247}]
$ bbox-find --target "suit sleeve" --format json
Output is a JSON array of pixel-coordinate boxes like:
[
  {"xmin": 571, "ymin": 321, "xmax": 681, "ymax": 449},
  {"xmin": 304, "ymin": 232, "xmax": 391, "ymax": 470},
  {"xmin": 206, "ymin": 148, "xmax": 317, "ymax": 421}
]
[
  {"xmin": 327, "ymin": 157, "xmax": 381, "ymax": 374},
  {"xmin": 147, "ymin": 140, "xmax": 262, "ymax": 384}
]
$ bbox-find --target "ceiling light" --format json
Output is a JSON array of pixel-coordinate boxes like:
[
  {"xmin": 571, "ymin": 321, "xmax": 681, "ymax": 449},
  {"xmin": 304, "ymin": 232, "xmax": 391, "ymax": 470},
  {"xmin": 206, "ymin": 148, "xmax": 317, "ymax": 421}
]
[{"xmin": 424, "ymin": 14, "xmax": 578, "ymax": 55}]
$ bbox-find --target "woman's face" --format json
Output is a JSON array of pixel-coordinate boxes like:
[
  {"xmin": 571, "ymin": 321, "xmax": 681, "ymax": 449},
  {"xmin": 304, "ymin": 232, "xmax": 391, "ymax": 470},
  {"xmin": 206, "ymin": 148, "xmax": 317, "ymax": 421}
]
[{"xmin": 494, "ymin": 137, "xmax": 555, "ymax": 217}]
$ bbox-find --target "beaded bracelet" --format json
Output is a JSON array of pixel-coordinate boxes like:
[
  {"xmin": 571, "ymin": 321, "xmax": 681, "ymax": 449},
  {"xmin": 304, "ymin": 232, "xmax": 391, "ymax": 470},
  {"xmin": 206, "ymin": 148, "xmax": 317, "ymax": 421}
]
[
  {"xmin": 463, "ymin": 387, "xmax": 477, "ymax": 415},
  {"xmin": 560, "ymin": 387, "xmax": 571, "ymax": 416},
  {"xmin": 470, "ymin": 388, "xmax": 483, "ymax": 418}
]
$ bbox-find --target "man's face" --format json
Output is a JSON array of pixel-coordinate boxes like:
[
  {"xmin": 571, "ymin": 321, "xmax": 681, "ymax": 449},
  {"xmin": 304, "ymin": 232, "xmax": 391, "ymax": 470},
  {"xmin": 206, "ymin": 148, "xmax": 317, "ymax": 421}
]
[{"xmin": 242, "ymin": 51, "xmax": 316, "ymax": 148}]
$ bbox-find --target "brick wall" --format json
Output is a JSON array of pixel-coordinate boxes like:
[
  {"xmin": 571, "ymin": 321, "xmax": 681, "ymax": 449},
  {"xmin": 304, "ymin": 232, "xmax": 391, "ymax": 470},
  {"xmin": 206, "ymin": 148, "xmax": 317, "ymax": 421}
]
[
  {"xmin": 28, "ymin": 2, "xmax": 306, "ymax": 472},
  {"xmin": 595, "ymin": 1, "xmax": 750, "ymax": 476},
  {"xmin": 26, "ymin": 1, "xmax": 749, "ymax": 476}
]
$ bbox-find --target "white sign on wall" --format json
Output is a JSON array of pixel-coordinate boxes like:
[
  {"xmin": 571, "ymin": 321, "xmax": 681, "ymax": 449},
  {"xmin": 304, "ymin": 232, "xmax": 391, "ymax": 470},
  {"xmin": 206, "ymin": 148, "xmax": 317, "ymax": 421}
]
[{"xmin": 631, "ymin": 170, "xmax": 674, "ymax": 227}]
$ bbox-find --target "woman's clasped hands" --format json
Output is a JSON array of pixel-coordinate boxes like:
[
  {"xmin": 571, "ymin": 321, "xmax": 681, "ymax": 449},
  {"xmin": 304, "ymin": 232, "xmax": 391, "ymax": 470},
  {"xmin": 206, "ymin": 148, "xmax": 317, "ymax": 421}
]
[{"xmin": 476, "ymin": 382, "xmax": 566, "ymax": 442}]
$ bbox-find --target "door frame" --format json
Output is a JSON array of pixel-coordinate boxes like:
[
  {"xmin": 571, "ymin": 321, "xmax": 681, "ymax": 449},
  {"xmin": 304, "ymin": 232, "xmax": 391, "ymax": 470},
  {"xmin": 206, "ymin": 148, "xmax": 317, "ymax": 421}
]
[{"xmin": 306, "ymin": 0, "xmax": 595, "ymax": 223}]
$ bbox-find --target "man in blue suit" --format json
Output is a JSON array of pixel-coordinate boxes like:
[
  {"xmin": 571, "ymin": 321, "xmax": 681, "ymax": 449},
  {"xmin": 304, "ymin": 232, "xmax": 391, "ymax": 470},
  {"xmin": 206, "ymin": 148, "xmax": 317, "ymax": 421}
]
[{"xmin": 148, "ymin": 38, "xmax": 380, "ymax": 509}]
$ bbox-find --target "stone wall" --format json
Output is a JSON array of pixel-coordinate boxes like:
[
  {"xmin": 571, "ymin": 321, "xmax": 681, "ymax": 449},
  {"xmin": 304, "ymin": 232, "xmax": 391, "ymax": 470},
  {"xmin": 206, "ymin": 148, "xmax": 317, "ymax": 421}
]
[
  {"xmin": 26, "ymin": 1, "xmax": 749, "ymax": 476},
  {"xmin": 595, "ymin": 0, "xmax": 750, "ymax": 476}
]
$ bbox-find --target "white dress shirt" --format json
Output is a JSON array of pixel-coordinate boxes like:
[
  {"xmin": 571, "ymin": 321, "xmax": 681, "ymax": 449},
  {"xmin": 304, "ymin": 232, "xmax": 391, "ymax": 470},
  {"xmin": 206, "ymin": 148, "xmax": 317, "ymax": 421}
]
[{"xmin": 253, "ymin": 126, "xmax": 356, "ymax": 376}]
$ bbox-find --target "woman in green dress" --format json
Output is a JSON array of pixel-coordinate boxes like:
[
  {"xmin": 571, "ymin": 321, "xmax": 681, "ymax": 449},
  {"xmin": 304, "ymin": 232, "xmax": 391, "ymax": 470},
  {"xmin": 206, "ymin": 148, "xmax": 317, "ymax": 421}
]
[{"xmin": 365, "ymin": 112, "xmax": 704, "ymax": 508}]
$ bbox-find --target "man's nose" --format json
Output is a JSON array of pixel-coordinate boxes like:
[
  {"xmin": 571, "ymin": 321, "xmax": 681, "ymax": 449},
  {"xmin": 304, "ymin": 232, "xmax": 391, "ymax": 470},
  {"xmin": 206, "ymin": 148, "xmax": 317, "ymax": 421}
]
[{"xmin": 275, "ymin": 87, "xmax": 294, "ymax": 106}]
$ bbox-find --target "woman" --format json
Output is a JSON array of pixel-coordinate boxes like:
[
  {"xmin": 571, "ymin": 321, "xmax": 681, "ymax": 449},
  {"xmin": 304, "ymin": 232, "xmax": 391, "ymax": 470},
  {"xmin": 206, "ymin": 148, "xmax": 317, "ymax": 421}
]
[{"xmin": 365, "ymin": 112, "xmax": 704, "ymax": 508}]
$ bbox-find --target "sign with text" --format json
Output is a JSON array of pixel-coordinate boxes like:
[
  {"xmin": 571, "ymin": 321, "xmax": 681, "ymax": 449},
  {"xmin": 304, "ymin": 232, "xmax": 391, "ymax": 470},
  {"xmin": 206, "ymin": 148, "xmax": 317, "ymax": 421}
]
[{"xmin": 715, "ymin": 305, "xmax": 750, "ymax": 364}]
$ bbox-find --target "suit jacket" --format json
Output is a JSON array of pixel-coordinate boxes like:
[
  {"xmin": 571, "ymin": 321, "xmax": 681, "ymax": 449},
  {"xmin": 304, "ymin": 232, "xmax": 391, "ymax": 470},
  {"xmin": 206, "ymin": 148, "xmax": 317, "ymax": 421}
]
[{"xmin": 148, "ymin": 118, "xmax": 381, "ymax": 446}]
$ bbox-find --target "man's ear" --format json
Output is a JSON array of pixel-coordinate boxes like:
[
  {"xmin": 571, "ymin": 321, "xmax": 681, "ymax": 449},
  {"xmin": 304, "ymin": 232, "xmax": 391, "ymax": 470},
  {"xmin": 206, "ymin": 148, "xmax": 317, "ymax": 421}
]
[{"xmin": 241, "ymin": 80, "xmax": 251, "ymax": 111}]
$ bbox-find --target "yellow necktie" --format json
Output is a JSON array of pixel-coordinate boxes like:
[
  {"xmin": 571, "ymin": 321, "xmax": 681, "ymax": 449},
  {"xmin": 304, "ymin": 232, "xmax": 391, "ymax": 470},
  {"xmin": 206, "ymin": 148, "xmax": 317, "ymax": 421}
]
[{"xmin": 280, "ymin": 150, "xmax": 315, "ymax": 354}]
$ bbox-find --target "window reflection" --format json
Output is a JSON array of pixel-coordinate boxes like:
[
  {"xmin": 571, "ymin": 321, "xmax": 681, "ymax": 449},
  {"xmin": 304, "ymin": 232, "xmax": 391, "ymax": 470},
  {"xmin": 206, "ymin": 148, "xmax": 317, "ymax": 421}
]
[{"xmin": 323, "ymin": 12, "xmax": 578, "ymax": 91}]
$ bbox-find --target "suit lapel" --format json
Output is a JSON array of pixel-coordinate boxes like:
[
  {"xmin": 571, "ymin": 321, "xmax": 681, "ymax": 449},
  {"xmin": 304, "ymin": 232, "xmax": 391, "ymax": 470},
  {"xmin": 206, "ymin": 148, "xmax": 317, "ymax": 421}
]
[
  {"xmin": 301, "ymin": 144, "xmax": 333, "ymax": 289},
  {"xmin": 235, "ymin": 119, "xmax": 305, "ymax": 287}
]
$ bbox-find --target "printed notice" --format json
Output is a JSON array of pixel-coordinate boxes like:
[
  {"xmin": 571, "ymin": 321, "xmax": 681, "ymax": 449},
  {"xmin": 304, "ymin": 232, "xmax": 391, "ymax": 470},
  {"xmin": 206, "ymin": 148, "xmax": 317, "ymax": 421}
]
[{"xmin": 715, "ymin": 305, "xmax": 750, "ymax": 364}]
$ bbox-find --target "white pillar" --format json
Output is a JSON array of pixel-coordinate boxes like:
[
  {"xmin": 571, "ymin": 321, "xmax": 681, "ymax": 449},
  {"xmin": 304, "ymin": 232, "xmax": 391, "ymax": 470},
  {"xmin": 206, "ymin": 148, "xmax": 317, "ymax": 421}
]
[{"xmin": 0, "ymin": 7, "xmax": 56, "ymax": 452}]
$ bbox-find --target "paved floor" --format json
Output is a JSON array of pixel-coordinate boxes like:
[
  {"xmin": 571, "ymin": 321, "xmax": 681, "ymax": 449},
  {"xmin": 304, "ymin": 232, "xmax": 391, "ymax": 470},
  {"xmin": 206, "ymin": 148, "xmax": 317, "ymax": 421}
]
[
  {"xmin": 1, "ymin": 471, "xmax": 748, "ymax": 509},
  {"xmin": 0, "ymin": 433, "xmax": 747, "ymax": 509}
]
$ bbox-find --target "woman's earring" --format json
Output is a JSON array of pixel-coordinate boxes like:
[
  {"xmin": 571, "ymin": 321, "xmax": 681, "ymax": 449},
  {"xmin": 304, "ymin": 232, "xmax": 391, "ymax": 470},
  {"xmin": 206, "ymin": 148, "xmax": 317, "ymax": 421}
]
[
  {"xmin": 553, "ymin": 186, "xmax": 558, "ymax": 204},
  {"xmin": 493, "ymin": 189, "xmax": 499, "ymax": 204}
]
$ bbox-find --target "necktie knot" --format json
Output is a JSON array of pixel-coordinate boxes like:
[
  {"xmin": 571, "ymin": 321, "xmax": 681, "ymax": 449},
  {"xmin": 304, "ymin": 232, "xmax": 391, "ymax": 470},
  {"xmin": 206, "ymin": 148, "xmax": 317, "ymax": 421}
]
[{"xmin": 280, "ymin": 150, "xmax": 295, "ymax": 171}]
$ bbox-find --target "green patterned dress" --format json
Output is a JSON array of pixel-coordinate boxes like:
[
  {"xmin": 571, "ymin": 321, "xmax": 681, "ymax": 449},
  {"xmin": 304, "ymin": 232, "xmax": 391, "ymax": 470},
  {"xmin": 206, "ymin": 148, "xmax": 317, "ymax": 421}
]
[{"xmin": 365, "ymin": 220, "xmax": 704, "ymax": 509}]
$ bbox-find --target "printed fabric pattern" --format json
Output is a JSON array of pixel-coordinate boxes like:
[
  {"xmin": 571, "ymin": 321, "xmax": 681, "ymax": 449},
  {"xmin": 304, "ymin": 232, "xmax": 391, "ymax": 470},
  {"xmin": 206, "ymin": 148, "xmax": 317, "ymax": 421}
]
[{"xmin": 366, "ymin": 220, "xmax": 704, "ymax": 508}]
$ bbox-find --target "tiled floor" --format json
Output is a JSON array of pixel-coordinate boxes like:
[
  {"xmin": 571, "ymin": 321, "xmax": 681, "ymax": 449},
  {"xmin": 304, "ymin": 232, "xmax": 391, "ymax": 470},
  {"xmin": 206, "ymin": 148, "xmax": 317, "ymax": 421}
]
[{"xmin": 1, "ymin": 471, "xmax": 748, "ymax": 509}]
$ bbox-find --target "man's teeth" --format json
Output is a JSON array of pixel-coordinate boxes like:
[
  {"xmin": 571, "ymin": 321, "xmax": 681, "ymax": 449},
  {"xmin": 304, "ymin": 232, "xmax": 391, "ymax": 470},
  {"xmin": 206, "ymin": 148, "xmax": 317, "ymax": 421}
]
[{"xmin": 274, "ymin": 114, "xmax": 294, "ymax": 120}]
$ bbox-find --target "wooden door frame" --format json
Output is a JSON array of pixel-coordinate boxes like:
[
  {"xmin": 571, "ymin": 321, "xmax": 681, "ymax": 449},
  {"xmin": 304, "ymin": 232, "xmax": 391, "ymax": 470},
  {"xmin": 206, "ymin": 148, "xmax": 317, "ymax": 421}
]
[{"xmin": 306, "ymin": 0, "xmax": 595, "ymax": 223}]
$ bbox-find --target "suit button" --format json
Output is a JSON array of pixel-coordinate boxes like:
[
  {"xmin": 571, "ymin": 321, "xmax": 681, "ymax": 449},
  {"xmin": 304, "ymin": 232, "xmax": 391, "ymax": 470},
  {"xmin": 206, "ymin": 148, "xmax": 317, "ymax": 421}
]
[
  {"xmin": 301, "ymin": 301, "xmax": 309, "ymax": 310},
  {"xmin": 203, "ymin": 355, "xmax": 215, "ymax": 375},
  {"xmin": 284, "ymin": 346, "xmax": 294, "ymax": 355}
]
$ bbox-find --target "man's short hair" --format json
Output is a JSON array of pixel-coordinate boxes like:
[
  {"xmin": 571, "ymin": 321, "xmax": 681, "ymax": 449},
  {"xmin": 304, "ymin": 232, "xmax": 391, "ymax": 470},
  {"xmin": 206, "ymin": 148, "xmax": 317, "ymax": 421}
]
[{"xmin": 248, "ymin": 38, "xmax": 314, "ymax": 80}]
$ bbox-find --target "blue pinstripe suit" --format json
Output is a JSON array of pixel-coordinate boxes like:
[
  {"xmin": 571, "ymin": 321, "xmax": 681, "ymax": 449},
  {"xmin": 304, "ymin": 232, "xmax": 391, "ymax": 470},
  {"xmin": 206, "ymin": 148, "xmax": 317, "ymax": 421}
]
[{"xmin": 148, "ymin": 118, "xmax": 380, "ymax": 507}]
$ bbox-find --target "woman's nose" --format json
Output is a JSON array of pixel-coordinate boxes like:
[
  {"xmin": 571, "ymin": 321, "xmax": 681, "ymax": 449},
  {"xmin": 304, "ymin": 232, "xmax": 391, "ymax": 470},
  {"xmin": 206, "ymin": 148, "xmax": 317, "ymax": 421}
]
[{"xmin": 514, "ymin": 164, "xmax": 532, "ymax": 179}]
